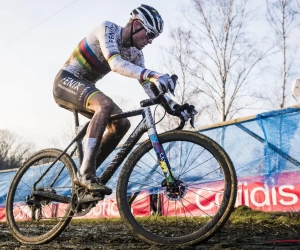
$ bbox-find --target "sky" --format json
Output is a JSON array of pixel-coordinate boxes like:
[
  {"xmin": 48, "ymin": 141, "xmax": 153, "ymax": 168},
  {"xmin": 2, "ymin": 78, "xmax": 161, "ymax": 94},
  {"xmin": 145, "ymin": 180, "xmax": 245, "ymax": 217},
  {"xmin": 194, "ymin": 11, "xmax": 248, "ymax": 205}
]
[
  {"xmin": 1, "ymin": 0, "xmax": 298, "ymax": 150},
  {"xmin": 0, "ymin": 0, "xmax": 185, "ymax": 149}
]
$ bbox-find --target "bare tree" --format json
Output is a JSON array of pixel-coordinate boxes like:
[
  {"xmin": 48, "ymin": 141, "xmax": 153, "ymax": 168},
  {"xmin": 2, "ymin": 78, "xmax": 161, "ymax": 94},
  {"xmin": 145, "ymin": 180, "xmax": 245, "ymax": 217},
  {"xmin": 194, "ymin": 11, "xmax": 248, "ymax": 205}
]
[
  {"xmin": 295, "ymin": 0, "xmax": 300, "ymax": 12},
  {"xmin": 49, "ymin": 118, "xmax": 77, "ymax": 153},
  {"xmin": 170, "ymin": 0, "xmax": 276, "ymax": 123},
  {"xmin": 0, "ymin": 129, "xmax": 35, "ymax": 170},
  {"xmin": 266, "ymin": 0, "xmax": 300, "ymax": 108},
  {"xmin": 157, "ymin": 27, "xmax": 209, "ymax": 131}
]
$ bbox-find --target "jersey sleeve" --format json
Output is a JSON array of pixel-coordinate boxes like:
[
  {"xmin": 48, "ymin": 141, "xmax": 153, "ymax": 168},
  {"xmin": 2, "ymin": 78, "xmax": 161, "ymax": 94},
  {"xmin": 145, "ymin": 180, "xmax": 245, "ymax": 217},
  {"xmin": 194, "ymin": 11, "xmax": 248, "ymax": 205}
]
[
  {"xmin": 132, "ymin": 52, "xmax": 178, "ymax": 110},
  {"xmin": 94, "ymin": 21, "xmax": 152, "ymax": 82}
]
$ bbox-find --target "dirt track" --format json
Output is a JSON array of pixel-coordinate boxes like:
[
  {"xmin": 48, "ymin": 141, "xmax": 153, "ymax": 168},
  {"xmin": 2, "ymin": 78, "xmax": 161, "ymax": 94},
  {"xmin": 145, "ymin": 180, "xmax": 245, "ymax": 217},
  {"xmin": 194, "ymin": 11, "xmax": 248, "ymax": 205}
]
[{"xmin": 1, "ymin": 213, "xmax": 300, "ymax": 249}]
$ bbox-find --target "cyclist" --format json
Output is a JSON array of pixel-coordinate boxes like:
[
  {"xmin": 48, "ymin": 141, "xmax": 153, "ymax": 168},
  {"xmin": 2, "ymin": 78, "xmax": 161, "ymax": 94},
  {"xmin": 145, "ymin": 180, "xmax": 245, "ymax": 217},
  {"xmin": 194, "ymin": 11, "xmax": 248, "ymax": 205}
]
[{"xmin": 53, "ymin": 4, "xmax": 197, "ymax": 195}]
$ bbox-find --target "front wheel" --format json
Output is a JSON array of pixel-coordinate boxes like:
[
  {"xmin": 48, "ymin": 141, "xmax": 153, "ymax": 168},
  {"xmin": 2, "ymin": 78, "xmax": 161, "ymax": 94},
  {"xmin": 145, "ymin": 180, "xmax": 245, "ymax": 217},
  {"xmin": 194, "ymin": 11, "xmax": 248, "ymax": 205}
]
[
  {"xmin": 117, "ymin": 130, "xmax": 237, "ymax": 246},
  {"xmin": 6, "ymin": 148, "xmax": 76, "ymax": 244}
]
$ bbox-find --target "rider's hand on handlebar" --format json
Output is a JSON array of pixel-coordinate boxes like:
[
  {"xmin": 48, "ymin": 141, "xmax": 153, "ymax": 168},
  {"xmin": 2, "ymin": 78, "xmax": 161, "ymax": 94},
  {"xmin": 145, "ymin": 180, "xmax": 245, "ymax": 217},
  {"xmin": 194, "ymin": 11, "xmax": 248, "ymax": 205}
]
[
  {"xmin": 149, "ymin": 73, "xmax": 175, "ymax": 96},
  {"xmin": 173, "ymin": 103, "xmax": 198, "ymax": 121}
]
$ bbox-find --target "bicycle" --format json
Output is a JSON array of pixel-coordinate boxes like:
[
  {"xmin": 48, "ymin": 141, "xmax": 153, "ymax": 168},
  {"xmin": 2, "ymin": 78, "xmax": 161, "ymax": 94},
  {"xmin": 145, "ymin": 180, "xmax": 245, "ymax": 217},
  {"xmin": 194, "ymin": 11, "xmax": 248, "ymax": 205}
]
[{"xmin": 6, "ymin": 76, "xmax": 237, "ymax": 246}]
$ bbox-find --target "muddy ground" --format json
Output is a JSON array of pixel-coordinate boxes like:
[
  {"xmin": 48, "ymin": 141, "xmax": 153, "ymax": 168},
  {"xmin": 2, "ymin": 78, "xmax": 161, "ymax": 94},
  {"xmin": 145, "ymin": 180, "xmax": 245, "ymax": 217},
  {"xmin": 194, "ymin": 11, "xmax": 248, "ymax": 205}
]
[{"xmin": 1, "ymin": 213, "xmax": 300, "ymax": 249}]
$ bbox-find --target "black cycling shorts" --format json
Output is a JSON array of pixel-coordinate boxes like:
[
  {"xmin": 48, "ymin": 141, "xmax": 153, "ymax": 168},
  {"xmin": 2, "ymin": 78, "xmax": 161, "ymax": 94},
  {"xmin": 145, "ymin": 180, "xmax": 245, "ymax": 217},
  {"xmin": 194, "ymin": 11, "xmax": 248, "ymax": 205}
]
[{"xmin": 53, "ymin": 70, "xmax": 122, "ymax": 118}]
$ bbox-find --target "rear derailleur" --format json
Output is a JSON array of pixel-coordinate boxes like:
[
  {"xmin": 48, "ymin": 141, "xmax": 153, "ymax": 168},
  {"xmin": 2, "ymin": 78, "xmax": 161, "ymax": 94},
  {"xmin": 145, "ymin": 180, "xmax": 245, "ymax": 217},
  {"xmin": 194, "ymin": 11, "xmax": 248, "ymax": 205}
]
[{"xmin": 26, "ymin": 187, "xmax": 56, "ymax": 221}]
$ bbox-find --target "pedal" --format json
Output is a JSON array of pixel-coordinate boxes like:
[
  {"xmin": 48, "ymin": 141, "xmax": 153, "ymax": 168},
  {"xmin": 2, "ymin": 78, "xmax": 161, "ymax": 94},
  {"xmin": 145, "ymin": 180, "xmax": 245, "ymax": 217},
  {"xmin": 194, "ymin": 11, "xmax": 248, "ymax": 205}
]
[
  {"xmin": 91, "ymin": 191, "xmax": 105, "ymax": 199},
  {"xmin": 78, "ymin": 193, "xmax": 104, "ymax": 203},
  {"xmin": 73, "ymin": 188, "xmax": 102, "ymax": 202}
]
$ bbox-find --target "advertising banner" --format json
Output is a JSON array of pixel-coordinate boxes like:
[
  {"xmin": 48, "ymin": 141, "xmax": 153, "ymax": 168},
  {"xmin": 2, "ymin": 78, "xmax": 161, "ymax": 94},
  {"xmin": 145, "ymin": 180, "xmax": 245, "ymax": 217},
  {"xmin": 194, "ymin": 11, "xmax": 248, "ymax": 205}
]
[{"xmin": 2, "ymin": 171, "xmax": 299, "ymax": 222}]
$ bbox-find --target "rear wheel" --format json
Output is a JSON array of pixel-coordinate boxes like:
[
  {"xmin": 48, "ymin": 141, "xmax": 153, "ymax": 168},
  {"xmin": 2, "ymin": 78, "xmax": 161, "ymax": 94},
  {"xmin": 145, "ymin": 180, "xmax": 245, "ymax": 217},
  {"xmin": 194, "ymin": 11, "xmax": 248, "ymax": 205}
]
[
  {"xmin": 117, "ymin": 130, "xmax": 237, "ymax": 246},
  {"xmin": 6, "ymin": 148, "xmax": 76, "ymax": 244}
]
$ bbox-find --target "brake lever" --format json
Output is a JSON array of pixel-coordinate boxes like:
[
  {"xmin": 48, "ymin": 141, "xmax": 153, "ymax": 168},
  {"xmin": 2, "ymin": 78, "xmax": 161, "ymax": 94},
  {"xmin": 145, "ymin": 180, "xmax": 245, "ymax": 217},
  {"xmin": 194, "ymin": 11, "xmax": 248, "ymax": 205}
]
[
  {"xmin": 190, "ymin": 115, "xmax": 195, "ymax": 128},
  {"xmin": 174, "ymin": 117, "xmax": 185, "ymax": 130},
  {"xmin": 170, "ymin": 74, "xmax": 178, "ymax": 96}
]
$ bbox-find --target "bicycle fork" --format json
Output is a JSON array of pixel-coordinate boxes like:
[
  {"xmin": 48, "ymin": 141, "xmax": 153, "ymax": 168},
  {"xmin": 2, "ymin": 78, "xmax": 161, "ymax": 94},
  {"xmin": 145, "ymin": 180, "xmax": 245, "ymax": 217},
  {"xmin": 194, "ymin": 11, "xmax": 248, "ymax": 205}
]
[{"xmin": 145, "ymin": 108, "xmax": 175, "ymax": 186}]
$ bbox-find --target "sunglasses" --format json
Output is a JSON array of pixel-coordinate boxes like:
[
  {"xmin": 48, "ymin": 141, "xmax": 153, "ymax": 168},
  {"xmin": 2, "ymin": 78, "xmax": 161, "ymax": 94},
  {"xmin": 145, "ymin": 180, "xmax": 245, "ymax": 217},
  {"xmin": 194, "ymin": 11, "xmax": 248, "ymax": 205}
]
[
  {"xmin": 134, "ymin": 21, "xmax": 159, "ymax": 40},
  {"xmin": 145, "ymin": 30, "xmax": 157, "ymax": 40}
]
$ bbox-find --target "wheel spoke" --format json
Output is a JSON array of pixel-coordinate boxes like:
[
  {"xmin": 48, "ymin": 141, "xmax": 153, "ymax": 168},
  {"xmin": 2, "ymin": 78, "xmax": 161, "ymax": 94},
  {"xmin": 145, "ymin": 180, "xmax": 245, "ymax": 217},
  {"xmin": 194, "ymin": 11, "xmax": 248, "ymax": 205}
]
[
  {"xmin": 6, "ymin": 149, "xmax": 74, "ymax": 244},
  {"xmin": 118, "ymin": 131, "xmax": 237, "ymax": 246}
]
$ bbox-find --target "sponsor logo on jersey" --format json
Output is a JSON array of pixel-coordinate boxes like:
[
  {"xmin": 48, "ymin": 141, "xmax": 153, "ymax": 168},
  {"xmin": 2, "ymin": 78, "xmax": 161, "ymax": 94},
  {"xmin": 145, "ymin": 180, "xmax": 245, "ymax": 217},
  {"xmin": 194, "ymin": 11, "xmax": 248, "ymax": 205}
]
[{"xmin": 60, "ymin": 77, "xmax": 84, "ymax": 91}]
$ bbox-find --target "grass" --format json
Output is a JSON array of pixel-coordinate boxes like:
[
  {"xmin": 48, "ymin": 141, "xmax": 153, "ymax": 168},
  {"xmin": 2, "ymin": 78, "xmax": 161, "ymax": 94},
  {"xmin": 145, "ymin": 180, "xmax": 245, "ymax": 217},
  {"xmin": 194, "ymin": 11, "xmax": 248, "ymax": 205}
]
[
  {"xmin": 70, "ymin": 217, "xmax": 123, "ymax": 225},
  {"xmin": 228, "ymin": 205, "xmax": 300, "ymax": 227},
  {"xmin": 68, "ymin": 206, "xmax": 300, "ymax": 226},
  {"xmin": 2, "ymin": 205, "xmax": 300, "ymax": 227}
]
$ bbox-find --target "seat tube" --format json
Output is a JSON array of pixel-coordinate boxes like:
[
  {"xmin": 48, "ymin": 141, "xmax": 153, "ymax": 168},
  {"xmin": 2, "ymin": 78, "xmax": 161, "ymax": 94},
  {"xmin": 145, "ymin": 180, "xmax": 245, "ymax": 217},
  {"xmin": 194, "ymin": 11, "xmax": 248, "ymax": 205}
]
[
  {"xmin": 144, "ymin": 107, "xmax": 174, "ymax": 184},
  {"xmin": 73, "ymin": 110, "xmax": 83, "ymax": 166}
]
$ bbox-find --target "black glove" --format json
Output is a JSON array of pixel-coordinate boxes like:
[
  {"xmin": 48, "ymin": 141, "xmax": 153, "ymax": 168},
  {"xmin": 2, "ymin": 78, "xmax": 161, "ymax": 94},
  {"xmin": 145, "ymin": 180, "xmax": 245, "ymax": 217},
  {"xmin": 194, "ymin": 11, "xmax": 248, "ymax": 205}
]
[
  {"xmin": 148, "ymin": 72, "xmax": 175, "ymax": 96},
  {"xmin": 173, "ymin": 103, "xmax": 198, "ymax": 121}
]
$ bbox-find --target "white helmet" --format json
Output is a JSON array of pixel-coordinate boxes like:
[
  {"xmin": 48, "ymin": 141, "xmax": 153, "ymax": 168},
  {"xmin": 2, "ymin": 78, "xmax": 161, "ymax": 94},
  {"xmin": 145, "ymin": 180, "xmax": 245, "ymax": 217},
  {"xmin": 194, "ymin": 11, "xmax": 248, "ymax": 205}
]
[{"xmin": 130, "ymin": 4, "xmax": 164, "ymax": 36}]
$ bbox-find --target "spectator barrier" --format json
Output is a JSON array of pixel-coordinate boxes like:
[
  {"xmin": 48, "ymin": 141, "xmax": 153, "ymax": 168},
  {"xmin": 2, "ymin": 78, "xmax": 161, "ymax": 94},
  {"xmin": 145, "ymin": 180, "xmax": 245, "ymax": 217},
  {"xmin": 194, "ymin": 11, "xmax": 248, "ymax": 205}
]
[{"xmin": 1, "ymin": 105, "xmax": 300, "ymax": 221}]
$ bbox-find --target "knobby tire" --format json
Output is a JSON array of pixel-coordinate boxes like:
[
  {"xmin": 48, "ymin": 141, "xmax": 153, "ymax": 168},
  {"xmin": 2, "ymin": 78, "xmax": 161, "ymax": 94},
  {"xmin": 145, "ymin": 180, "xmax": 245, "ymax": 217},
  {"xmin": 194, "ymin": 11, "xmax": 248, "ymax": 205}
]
[
  {"xmin": 117, "ymin": 130, "xmax": 237, "ymax": 246},
  {"xmin": 6, "ymin": 148, "xmax": 76, "ymax": 244}
]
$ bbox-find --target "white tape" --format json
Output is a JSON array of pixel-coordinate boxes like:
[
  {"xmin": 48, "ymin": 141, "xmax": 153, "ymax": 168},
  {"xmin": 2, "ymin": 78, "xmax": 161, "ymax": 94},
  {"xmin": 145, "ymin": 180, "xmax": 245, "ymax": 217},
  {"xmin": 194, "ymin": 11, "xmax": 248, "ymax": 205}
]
[{"xmin": 292, "ymin": 79, "xmax": 300, "ymax": 103}]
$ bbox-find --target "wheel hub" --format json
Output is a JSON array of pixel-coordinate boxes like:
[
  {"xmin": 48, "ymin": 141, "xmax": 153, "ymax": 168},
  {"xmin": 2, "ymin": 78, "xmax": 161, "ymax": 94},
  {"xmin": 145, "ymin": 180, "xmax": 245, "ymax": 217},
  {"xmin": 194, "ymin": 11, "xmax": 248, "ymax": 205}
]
[
  {"xmin": 26, "ymin": 188, "xmax": 57, "ymax": 221},
  {"xmin": 26, "ymin": 188, "xmax": 56, "ymax": 207},
  {"xmin": 163, "ymin": 179, "xmax": 187, "ymax": 201}
]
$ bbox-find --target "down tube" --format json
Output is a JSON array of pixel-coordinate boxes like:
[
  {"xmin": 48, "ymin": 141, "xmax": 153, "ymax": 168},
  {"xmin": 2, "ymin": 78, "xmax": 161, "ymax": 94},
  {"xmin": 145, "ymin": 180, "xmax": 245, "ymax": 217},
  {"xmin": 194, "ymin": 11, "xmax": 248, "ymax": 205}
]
[{"xmin": 99, "ymin": 118, "xmax": 148, "ymax": 184}]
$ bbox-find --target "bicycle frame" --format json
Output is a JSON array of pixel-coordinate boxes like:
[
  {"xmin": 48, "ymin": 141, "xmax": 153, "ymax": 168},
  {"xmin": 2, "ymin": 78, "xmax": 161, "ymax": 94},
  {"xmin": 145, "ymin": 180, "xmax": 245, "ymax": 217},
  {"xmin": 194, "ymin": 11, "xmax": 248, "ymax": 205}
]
[
  {"xmin": 33, "ymin": 102, "xmax": 175, "ymax": 191},
  {"xmin": 100, "ymin": 105, "xmax": 175, "ymax": 185}
]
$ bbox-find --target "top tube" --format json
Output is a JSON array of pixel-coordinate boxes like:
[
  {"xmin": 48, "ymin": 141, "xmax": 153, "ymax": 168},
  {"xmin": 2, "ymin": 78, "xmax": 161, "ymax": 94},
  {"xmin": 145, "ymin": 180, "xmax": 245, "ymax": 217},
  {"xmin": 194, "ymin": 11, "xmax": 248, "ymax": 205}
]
[{"xmin": 110, "ymin": 109, "xmax": 143, "ymax": 120}]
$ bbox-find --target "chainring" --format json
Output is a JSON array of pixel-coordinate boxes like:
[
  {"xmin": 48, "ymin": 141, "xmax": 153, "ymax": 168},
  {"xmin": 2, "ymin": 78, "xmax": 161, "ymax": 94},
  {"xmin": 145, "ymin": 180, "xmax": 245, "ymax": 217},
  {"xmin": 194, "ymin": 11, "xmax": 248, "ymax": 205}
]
[{"xmin": 71, "ymin": 187, "xmax": 95, "ymax": 216}]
